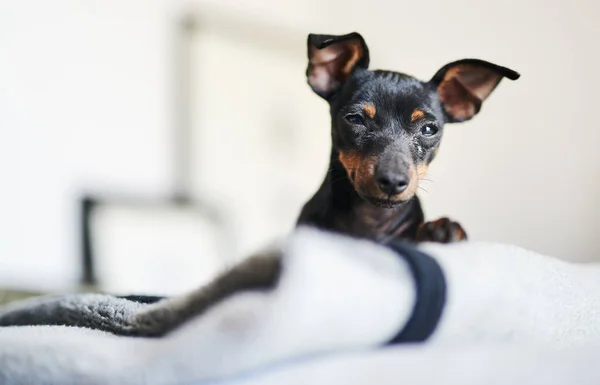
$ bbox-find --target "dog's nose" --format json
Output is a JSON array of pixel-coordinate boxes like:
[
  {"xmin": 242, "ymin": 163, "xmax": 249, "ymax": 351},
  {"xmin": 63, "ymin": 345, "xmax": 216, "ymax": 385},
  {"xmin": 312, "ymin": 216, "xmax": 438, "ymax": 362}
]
[{"xmin": 376, "ymin": 172, "xmax": 409, "ymax": 196}]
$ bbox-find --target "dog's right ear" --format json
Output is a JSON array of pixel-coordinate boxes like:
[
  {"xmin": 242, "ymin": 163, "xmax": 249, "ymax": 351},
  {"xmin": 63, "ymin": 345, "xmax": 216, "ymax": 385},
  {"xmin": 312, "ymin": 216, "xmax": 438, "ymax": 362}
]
[{"xmin": 306, "ymin": 32, "xmax": 370, "ymax": 100}]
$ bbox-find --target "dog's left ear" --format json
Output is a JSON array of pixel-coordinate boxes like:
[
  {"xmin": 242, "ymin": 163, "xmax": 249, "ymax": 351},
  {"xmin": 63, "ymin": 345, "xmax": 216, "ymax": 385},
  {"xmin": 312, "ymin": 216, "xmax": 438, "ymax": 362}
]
[
  {"xmin": 307, "ymin": 32, "xmax": 370, "ymax": 100},
  {"xmin": 430, "ymin": 59, "xmax": 520, "ymax": 123}
]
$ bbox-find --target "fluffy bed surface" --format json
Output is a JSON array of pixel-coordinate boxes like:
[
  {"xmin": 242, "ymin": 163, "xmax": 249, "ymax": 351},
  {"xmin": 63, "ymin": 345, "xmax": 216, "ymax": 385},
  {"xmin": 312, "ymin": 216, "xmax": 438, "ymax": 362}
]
[{"xmin": 1, "ymin": 228, "xmax": 599, "ymax": 385}]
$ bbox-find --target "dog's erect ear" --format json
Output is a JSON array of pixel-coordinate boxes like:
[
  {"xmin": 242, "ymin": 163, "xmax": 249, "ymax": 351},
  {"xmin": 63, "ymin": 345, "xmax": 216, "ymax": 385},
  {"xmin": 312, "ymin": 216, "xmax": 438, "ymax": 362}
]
[
  {"xmin": 430, "ymin": 59, "xmax": 520, "ymax": 123},
  {"xmin": 306, "ymin": 32, "xmax": 370, "ymax": 99}
]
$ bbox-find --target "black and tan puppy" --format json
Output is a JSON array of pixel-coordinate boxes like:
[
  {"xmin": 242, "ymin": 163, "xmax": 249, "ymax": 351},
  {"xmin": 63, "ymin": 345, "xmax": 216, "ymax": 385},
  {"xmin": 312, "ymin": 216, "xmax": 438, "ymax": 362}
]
[{"xmin": 297, "ymin": 32, "xmax": 519, "ymax": 243}]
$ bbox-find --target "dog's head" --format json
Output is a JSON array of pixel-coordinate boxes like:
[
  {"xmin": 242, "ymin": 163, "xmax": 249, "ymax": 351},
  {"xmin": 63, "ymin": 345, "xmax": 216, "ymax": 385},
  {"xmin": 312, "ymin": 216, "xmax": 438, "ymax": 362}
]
[{"xmin": 306, "ymin": 32, "xmax": 519, "ymax": 208}]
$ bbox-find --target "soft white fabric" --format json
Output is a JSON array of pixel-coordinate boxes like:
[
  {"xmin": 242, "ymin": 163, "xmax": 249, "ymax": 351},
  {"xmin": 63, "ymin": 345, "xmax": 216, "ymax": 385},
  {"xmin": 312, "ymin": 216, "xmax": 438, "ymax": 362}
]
[
  {"xmin": 1, "ymin": 227, "xmax": 599, "ymax": 384},
  {"xmin": 421, "ymin": 241, "xmax": 600, "ymax": 345},
  {"xmin": 223, "ymin": 343, "xmax": 600, "ymax": 385}
]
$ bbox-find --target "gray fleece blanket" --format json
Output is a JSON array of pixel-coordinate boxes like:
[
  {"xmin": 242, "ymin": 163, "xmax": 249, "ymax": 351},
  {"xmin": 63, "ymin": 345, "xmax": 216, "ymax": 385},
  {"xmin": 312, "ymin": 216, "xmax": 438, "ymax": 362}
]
[{"xmin": 0, "ymin": 294, "xmax": 166, "ymax": 336}]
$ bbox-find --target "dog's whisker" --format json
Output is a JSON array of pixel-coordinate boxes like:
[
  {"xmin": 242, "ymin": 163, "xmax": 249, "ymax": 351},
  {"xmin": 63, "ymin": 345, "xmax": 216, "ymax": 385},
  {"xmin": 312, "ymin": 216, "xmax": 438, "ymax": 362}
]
[
  {"xmin": 330, "ymin": 177, "xmax": 349, "ymax": 186},
  {"xmin": 329, "ymin": 173, "xmax": 352, "ymax": 184},
  {"xmin": 328, "ymin": 167, "xmax": 357, "ymax": 174}
]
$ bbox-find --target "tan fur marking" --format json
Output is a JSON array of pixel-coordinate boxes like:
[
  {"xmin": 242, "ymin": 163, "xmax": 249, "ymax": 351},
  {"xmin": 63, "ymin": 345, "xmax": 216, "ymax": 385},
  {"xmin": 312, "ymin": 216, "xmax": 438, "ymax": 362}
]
[
  {"xmin": 363, "ymin": 104, "xmax": 376, "ymax": 118},
  {"xmin": 355, "ymin": 156, "xmax": 378, "ymax": 197},
  {"xmin": 411, "ymin": 109, "xmax": 426, "ymax": 121},
  {"xmin": 338, "ymin": 151, "xmax": 360, "ymax": 171},
  {"xmin": 395, "ymin": 166, "xmax": 419, "ymax": 201},
  {"xmin": 338, "ymin": 151, "xmax": 360, "ymax": 182},
  {"xmin": 416, "ymin": 163, "xmax": 429, "ymax": 179},
  {"xmin": 339, "ymin": 151, "xmax": 378, "ymax": 195},
  {"xmin": 342, "ymin": 42, "xmax": 363, "ymax": 75}
]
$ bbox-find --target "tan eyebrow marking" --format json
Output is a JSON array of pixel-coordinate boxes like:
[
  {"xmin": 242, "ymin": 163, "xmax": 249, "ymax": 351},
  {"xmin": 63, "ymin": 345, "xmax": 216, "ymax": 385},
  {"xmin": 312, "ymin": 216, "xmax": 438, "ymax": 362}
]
[
  {"xmin": 411, "ymin": 109, "xmax": 426, "ymax": 121},
  {"xmin": 363, "ymin": 104, "xmax": 376, "ymax": 118}
]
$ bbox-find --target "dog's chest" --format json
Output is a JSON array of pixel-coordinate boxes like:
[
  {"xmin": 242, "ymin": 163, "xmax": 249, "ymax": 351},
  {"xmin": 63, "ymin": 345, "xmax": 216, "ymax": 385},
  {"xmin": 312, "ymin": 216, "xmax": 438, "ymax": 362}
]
[{"xmin": 332, "ymin": 202, "xmax": 418, "ymax": 242}]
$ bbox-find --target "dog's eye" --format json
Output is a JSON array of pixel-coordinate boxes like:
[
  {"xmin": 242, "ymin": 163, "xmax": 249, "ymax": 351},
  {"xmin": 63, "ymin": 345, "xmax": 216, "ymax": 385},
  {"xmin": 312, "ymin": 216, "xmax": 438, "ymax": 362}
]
[
  {"xmin": 420, "ymin": 125, "xmax": 439, "ymax": 136},
  {"xmin": 345, "ymin": 114, "xmax": 365, "ymax": 126}
]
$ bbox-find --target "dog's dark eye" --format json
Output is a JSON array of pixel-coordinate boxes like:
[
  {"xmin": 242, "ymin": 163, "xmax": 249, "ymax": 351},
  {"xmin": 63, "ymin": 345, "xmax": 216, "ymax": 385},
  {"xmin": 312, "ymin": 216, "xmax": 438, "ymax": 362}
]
[
  {"xmin": 345, "ymin": 114, "xmax": 365, "ymax": 126},
  {"xmin": 420, "ymin": 125, "xmax": 439, "ymax": 136}
]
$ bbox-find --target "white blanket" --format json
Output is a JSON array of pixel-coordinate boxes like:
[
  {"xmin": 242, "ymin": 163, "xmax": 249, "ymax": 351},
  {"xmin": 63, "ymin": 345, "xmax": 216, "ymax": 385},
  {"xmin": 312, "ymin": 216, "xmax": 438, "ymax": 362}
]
[{"xmin": 1, "ymin": 227, "xmax": 600, "ymax": 384}]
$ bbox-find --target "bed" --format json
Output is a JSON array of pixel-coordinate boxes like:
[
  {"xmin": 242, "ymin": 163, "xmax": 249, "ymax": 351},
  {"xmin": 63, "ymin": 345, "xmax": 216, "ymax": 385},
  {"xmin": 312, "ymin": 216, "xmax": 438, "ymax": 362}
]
[{"xmin": 1, "ymin": 228, "xmax": 599, "ymax": 384}]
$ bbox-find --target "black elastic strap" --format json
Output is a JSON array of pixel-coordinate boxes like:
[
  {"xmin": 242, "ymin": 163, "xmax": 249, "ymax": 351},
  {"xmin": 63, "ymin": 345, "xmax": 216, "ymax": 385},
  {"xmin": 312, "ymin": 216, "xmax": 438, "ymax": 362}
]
[
  {"xmin": 385, "ymin": 241, "xmax": 447, "ymax": 344},
  {"xmin": 117, "ymin": 295, "xmax": 165, "ymax": 304}
]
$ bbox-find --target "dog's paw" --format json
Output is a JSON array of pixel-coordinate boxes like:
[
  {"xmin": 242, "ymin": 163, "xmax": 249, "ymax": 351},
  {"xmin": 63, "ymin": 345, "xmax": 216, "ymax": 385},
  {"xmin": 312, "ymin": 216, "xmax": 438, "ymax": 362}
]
[{"xmin": 415, "ymin": 217, "xmax": 467, "ymax": 243}]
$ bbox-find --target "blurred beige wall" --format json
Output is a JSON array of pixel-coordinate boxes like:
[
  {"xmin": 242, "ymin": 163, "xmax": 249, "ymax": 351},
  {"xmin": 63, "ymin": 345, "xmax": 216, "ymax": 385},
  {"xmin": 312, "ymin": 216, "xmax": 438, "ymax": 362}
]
[{"xmin": 0, "ymin": 0, "xmax": 598, "ymax": 291}]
